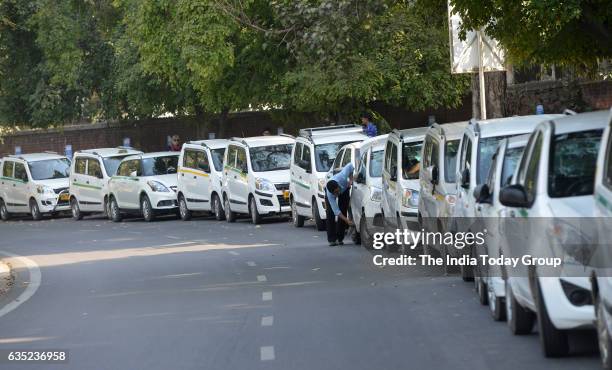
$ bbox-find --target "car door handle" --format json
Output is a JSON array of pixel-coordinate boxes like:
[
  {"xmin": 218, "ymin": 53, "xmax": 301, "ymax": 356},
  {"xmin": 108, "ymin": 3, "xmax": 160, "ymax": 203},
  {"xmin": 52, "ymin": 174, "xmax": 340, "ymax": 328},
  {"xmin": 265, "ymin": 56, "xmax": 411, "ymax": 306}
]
[{"xmin": 86, "ymin": 181, "xmax": 90, "ymax": 184}]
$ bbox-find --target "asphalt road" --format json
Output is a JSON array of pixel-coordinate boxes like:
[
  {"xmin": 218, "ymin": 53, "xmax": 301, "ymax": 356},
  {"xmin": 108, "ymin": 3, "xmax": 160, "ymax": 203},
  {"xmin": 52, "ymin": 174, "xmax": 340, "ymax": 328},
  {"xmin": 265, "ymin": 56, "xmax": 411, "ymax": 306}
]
[{"xmin": 0, "ymin": 213, "xmax": 601, "ymax": 370}]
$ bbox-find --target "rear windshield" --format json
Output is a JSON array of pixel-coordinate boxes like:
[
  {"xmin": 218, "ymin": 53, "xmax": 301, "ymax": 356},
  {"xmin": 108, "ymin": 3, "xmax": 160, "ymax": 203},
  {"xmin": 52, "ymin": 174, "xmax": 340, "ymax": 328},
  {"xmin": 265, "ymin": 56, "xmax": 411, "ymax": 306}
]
[
  {"xmin": 28, "ymin": 158, "xmax": 71, "ymax": 180},
  {"xmin": 249, "ymin": 144, "xmax": 293, "ymax": 172},
  {"xmin": 141, "ymin": 156, "xmax": 179, "ymax": 176},
  {"xmin": 103, "ymin": 156, "xmax": 130, "ymax": 177},
  {"xmin": 500, "ymin": 147, "xmax": 523, "ymax": 187},
  {"xmin": 548, "ymin": 130, "xmax": 602, "ymax": 198},
  {"xmin": 402, "ymin": 141, "xmax": 423, "ymax": 180},
  {"xmin": 369, "ymin": 150, "xmax": 384, "ymax": 178},
  {"xmin": 211, "ymin": 148, "xmax": 225, "ymax": 172},
  {"xmin": 444, "ymin": 140, "xmax": 460, "ymax": 183},
  {"xmin": 478, "ymin": 136, "xmax": 509, "ymax": 185},
  {"xmin": 314, "ymin": 141, "xmax": 356, "ymax": 172}
]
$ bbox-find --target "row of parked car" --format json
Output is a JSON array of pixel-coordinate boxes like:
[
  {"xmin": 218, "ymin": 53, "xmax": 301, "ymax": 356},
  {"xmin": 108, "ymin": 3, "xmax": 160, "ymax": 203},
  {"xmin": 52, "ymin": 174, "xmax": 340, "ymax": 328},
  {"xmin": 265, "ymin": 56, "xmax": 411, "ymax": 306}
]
[{"xmin": 1, "ymin": 109, "xmax": 611, "ymax": 366}]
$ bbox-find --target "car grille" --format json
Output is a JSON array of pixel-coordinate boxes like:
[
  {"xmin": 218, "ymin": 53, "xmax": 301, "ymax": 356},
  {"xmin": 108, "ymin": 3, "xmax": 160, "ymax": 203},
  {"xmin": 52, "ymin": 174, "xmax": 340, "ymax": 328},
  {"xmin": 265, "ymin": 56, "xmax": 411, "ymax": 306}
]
[
  {"xmin": 277, "ymin": 195, "xmax": 290, "ymax": 207},
  {"xmin": 54, "ymin": 187, "xmax": 69, "ymax": 194},
  {"xmin": 275, "ymin": 183, "xmax": 289, "ymax": 191}
]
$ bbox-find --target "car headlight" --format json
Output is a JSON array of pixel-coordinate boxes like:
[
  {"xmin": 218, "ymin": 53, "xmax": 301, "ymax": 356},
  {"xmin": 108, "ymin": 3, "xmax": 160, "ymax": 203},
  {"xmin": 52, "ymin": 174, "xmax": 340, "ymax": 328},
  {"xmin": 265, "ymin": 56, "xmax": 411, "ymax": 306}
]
[
  {"xmin": 255, "ymin": 178, "xmax": 275, "ymax": 192},
  {"xmin": 318, "ymin": 178, "xmax": 326, "ymax": 194},
  {"xmin": 36, "ymin": 185, "xmax": 54, "ymax": 196},
  {"xmin": 402, "ymin": 188, "xmax": 419, "ymax": 208},
  {"xmin": 370, "ymin": 186, "xmax": 382, "ymax": 202},
  {"xmin": 147, "ymin": 180, "xmax": 169, "ymax": 192}
]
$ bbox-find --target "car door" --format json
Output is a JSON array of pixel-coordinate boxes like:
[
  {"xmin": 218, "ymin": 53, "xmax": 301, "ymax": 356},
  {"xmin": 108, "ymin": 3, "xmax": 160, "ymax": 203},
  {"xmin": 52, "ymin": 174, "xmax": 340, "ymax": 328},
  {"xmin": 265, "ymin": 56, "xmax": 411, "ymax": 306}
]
[
  {"xmin": 12, "ymin": 162, "xmax": 30, "ymax": 212},
  {"xmin": 232, "ymin": 146, "xmax": 249, "ymax": 212},
  {"xmin": 189, "ymin": 149, "xmax": 212, "ymax": 210},
  {"xmin": 381, "ymin": 141, "xmax": 393, "ymax": 218},
  {"xmin": 351, "ymin": 149, "xmax": 369, "ymax": 224},
  {"xmin": 455, "ymin": 134, "xmax": 473, "ymax": 221},
  {"xmin": 180, "ymin": 149, "xmax": 198, "ymax": 207},
  {"xmin": 387, "ymin": 141, "xmax": 399, "ymax": 223},
  {"xmin": 419, "ymin": 136, "xmax": 436, "ymax": 229},
  {"xmin": 327, "ymin": 148, "xmax": 345, "ymax": 180},
  {"xmin": 85, "ymin": 157, "xmax": 105, "ymax": 211},
  {"xmin": 1, "ymin": 161, "xmax": 15, "ymax": 211},
  {"xmin": 115, "ymin": 159, "xmax": 141, "ymax": 209},
  {"xmin": 291, "ymin": 142, "xmax": 306, "ymax": 207}
]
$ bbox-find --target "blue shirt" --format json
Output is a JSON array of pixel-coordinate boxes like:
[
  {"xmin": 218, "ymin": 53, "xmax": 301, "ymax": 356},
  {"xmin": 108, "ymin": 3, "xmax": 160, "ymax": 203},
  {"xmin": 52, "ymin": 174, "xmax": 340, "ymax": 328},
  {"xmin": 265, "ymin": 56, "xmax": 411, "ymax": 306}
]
[
  {"xmin": 363, "ymin": 122, "xmax": 377, "ymax": 137},
  {"xmin": 325, "ymin": 163, "xmax": 354, "ymax": 216}
]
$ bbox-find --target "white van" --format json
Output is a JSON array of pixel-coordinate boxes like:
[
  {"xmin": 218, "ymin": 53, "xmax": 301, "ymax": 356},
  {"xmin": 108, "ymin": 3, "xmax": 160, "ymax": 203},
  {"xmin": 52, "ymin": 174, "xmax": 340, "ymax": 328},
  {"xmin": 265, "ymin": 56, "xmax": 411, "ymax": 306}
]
[
  {"xmin": 107, "ymin": 152, "xmax": 179, "ymax": 222},
  {"xmin": 290, "ymin": 125, "xmax": 368, "ymax": 230},
  {"xmin": 0, "ymin": 152, "xmax": 71, "ymax": 220},
  {"xmin": 221, "ymin": 135, "xmax": 295, "ymax": 224},
  {"xmin": 176, "ymin": 140, "xmax": 227, "ymax": 221},
  {"xmin": 69, "ymin": 147, "xmax": 142, "ymax": 220}
]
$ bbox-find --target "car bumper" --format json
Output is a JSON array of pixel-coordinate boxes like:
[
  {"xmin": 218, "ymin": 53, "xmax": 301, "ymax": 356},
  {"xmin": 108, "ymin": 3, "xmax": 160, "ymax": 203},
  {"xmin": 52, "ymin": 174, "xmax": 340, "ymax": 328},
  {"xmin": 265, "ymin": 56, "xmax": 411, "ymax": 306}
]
[
  {"xmin": 540, "ymin": 277, "xmax": 594, "ymax": 330},
  {"xmin": 398, "ymin": 206, "xmax": 419, "ymax": 230},
  {"xmin": 37, "ymin": 194, "xmax": 70, "ymax": 213},
  {"xmin": 317, "ymin": 192, "xmax": 327, "ymax": 220},
  {"xmin": 149, "ymin": 191, "xmax": 178, "ymax": 210},
  {"xmin": 255, "ymin": 191, "xmax": 291, "ymax": 215}
]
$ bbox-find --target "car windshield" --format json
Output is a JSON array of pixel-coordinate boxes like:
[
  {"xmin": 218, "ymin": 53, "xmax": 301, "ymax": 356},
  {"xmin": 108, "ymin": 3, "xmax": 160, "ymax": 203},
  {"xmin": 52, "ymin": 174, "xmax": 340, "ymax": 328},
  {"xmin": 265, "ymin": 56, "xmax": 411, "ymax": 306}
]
[
  {"xmin": 28, "ymin": 158, "xmax": 71, "ymax": 180},
  {"xmin": 369, "ymin": 150, "xmax": 384, "ymax": 178},
  {"xmin": 500, "ymin": 147, "xmax": 523, "ymax": 187},
  {"xmin": 548, "ymin": 130, "xmax": 602, "ymax": 198},
  {"xmin": 103, "ymin": 156, "xmax": 130, "ymax": 177},
  {"xmin": 141, "ymin": 155, "xmax": 179, "ymax": 176},
  {"xmin": 315, "ymin": 141, "xmax": 355, "ymax": 172},
  {"xmin": 249, "ymin": 144, "xmax": 293, "ymax": 172},
  {"xmin": 402, "ymin": 141, "xmax": 423, "ymax": 180},
  {"xmin": 444, "ymin": 140, "xmax": 460, "ymax": 183},
  {"xmin": 211, "ymin": 148, "xmax": 225, "ymax": 172},
  {"xmin": 477, "ymin": 136, "xmax": 509, "ymax": 185}
]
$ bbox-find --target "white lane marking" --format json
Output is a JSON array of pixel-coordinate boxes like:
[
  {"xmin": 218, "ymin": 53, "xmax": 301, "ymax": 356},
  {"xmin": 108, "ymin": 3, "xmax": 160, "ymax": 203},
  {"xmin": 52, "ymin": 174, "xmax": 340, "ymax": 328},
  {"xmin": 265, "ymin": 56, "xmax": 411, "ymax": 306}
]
[
  {"xmin": 246, "ymin": 261, "xmax": 256, "ymax": 267},
  {"xmin": 0, "ymin": 251, "xmax": 41, "ymax": 319},
  {"xmin": 262, "ymin": 291, "xmax": 272, "ymax": 301},
  {"xmin": 260, "ymin": 346, "xmax": 275, "ymax": 361},
  {"xmin": 257, "ymin": 275, "xmax": 267, "ymax": 282},
  {"xmin": 261, "ymin": 316, "xmax": 274, "ymax": 327},
  {"xmin": 228, "ymin": 251, "xmax": 240, "ymax": 256}
]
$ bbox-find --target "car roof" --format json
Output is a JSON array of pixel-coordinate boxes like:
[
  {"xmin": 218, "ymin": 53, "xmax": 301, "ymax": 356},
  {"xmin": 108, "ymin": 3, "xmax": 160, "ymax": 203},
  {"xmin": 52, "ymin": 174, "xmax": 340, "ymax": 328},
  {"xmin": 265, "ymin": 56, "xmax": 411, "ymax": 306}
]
[
  {"xmin": 361, "ymin": 134, "xmax": 389, "ymax": 152},
  {"xmin": 123, "ymin": 151, "xmax": 179, "ymax": 161},
  {"xmin": 548, "ymin": 110, "xmax": 610, "ymax": 135},
  {"xmin": 77, "ymin": 147, "xmax": 143, "ymax": 158},
  {"xmin": 229, "ymin": 135, "xmax": 295, "ymax": 148},
  {"xmin": 471, "ymin": 114, "xmax": 563, "ymax": 138},
  {"xmin": 186, "ymin": 139, "xmax": 229, "ymax": 149},
  {"xmin": 298, "ymin": 124, "xmax": 368, "ymax": 144},
  {"xmin": 391, "ymin": 127, "xmax": 429, "ymax": 143},
  {"xmin": 427, "ymin": 121, "xmax": 469, "ymax": 140},
  {"xmin": 5, "ymin": 152, "xmax": 68, "ymax": 162}
]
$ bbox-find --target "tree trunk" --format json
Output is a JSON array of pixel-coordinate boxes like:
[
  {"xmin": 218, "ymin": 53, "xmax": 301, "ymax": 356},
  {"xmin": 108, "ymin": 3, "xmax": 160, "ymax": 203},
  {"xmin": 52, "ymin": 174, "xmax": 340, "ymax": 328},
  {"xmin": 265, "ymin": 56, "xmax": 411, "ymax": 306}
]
[{"xmin": 472, "ymin": 71, "xmax": 507, "ymax": 119}]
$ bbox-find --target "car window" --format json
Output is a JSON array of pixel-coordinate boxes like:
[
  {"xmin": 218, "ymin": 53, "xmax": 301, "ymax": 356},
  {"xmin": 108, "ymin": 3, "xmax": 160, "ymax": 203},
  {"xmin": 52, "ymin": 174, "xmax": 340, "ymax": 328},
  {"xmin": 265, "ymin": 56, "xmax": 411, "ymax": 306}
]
[
  {"xmin": 402, "ymin": 141, "xmax": 423, "ymax": 180},
  {"xmin": 2, "ymin": 161, "xmax": 13, "ymax": 178},
  {"xmin": 341, "ymin": 148, "xmax": 352, "ymax": 167},
  {"xmin": 142, "ymin": 156, "xmax": 178, "ymax": 176},
  {"xmin": 478, "ymin": 136, "xmax": 510, "ymax": 185},
  {"xmin": 389, "ymin": 143, "xmax": 398, "ymax": 180},
  {"xmin": 225, "ymin": 146, "xmax": 237, "ymax": 168},
  {"xmin": 210, "ymin": 148, "xmax": 225, "ymax": 172},
  {"xmin": 369, "ymin": 149, "xmax": 384, "ymax": 178},
  {"xmin": 14, "ymin": 162, "xmax": 28, "ymax": 182},
  {"xmin": 486, "ymin": 152, "xmax": 498, "ymax": 194},
  {"xmin": 301, "ymin": 145, "xmax": 312, "ymax": 171},
  {"xmin": 87, "ymin": 159, "xmax": 103, "ymax": 179},
  {"xmin": 444, "ymin": 139, "xmax": 460, "ymax": 183},
  {"xmin": 357, "ymin": 150, "xmax": 367, "ymax": 179},
  {"xmin": 314, "ymin": 141, "xmax": 355, "ymax": 173},
  {"xmin": 75, "ymin": 158, "xmax": 87, "ymax": 175},
  {"xmin": 117, "ymin": 160, "xmax": 141, "ymax": 177},
  {"xmin": 500, "ymin": 146, "xmax": 524, "ymax": 187},
  {"xmin": 28, "ymin": 158, "xmax": 71, "ymax": 180},
  {"xmin": 183, "ymin": 150, "xmax": 198, "ymax": 169},
  {"xmin": 523, "ymin": 132, "xmax": 542, "ymax": 204},
  {"xmin": 605, "ymin": 130, "xmax": 612, "ymax": 190},
  {"xmin": 384, "ymin": 141, "xmax": 393, "ymax": 172},
  {"xmin": 460, "ymin": 135, "xmax": 472, "ymax": 173},
  {"xmin": 236, "ymin": 147, "xmax": 247, "ymax": 172},
  {"xmin": 103, "ymin": 156, "xmax": 130, "ymax": 177},
  {"xmin": 548, "ymin": 129, "xmax": 602, "ymax": 198},
  {"xmin": 331, "ymin": 149, "xmax": 345, "ymax": 173},
  {"xmin": 249, "ymin": 144, "xmax": 293, "ymax": 172},
  {"xmin": 293, "ymin": 142, "xmax": 302, "ymax": 165},
  {"xmin": 196, "ymin": 151, "xmax": 210, "ymax": 173},
  {"xmin": 422, "ymin": 137, "xmax": 431, "ymax": 168}
]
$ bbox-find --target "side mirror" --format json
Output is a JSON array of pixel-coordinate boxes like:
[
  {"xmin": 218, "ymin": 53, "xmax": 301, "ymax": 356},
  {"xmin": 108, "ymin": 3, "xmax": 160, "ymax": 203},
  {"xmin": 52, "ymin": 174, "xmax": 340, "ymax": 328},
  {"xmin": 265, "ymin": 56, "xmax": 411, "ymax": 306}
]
[
  {"xmin": 356, "ymin": 172, "xmax": 365, "ymax": 184},
  {"xmin": 198, "ymin": 161, "xmax": 210, "ymax": 173},
  {"xmin": 129, "ymin": 170, "xmax": 138, "ymax": 177},
  {"xmin": 460, "ymin": 168, "xmax": 470, "ymax": 189},
  {"xmin": 429, "ymin": 165, "xmax": 439, "ymax": 185},
  {"xmin": 499, "ymin": 184, "xmax": 530, "ymax": 208},
  {"xmin": 390, "ymin": 166, "xmax": 398, "ymax": 182},
  {"xmin": 473, "ymin": 184, "xmax": 492, "ymax": 204}
]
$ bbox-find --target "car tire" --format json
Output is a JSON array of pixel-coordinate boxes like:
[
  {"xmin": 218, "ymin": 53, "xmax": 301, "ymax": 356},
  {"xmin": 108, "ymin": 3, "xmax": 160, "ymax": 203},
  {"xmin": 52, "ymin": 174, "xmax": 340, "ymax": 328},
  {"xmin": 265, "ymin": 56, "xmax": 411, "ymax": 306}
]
[
  {"xmin": 71, "ymin": 197, "xmax": 83, "ymax": 221},
  {"xmin": 0, "ymin": 199, "xmax": 10, "ymax": 221},
  {"xmin": 360, "ymin": 213, "xmax": 374, "ymax": 250},
  {"xmin": 213, "ymin": 194, "xmax": 225, "ymax": 221},
  {"xmin": 488, "ymin": 284, "xmax": 506, "ymax": 321},
  {"xmin": 178, "ymin": 194, "xmax": 191, "ymax": 221},
  {"xmin": 109, "ymin": 196, "xmax": 122, "ymax": 222},
  {"xmin": 30, "ymin": 199, "xmax": 42, "ymax": 221},
  {"xmin": 312, "ymin": 200, "xmax": 326, "ymax": 231},
  {"xmin": 597, "ymin": 296, "xmax": 612, "ymax": 369},
  {"xmin": 291, "ymin": 200, "xmax": 305, "ymax": 227},
  {"xmin": 506, "ymin": 281, "xmax": 535, "ymax": 335},
  {"xmin": 476, "ymin": 276, "xmax": 488, "ymax": 305},
  {"xmin": 224, "ymin": 197, "xmax": 236, "ymax": 223},
  {"xmin": 536, "ymin": 279, "xmax": 569, "ymax": 357},
  {"xmin": 249, "ymin": 196, "xmax": 262, "ymax": 225},
  {"xmin": 141, "ymin": 195, "xmax": 155, "ymax": 222}
]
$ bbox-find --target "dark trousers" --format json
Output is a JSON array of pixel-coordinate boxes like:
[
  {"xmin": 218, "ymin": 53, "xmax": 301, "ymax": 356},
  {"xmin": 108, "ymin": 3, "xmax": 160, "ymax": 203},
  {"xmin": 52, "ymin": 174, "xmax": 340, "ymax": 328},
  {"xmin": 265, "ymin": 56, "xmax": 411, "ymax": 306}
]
[{"xmin": 325, "ymin": 188, "xmax": 350, "ymax": 243}]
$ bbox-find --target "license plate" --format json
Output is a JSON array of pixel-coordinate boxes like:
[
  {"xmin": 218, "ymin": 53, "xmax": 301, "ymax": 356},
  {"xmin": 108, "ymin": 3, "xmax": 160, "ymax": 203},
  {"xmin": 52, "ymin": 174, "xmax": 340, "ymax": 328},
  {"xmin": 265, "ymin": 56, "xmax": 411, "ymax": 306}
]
[
  {"xmin": 283, "ymin": 190, "xmax": 290, "ymax": 199},
  {"xmin": 59, "ymin": 194, "xmax": 70, "ymax": 201}
]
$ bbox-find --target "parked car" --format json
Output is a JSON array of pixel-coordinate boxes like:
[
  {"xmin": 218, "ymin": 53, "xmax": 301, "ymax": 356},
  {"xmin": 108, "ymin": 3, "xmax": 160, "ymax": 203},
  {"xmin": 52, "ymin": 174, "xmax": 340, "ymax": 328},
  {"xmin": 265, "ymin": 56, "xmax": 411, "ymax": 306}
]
[
  {"xmin": 107, "ymin": 152, "xmax": 179, "ymax": 222},
  {"xmin": 418, "ymin": 121, "xmax": 468, "ymax": 256},
  {"xmin": 176, "ymin": 139, "xmax": 227, "ymax": 221},
  {"xmin": 325, "ymin": 141, "xmax": 361, "ymax": 182},
  {"xmin": 472, "ymin": 134, "xmax": 529, "ymax": 316},
  {"xmin": 453, "ymin": 114, "xmax": 563, "ymax": 281},
  {"xmin": 0, "ymin": 152, "xmax": 71, "ymax": 221},
  {"xmin": 69, "ymin": 147, "xmax": 142, "ymax": 220},
  {"xmin": 290, "ymin": 124, "xmax": 367, "ymax": 230},
  {"xmin": 222, "ymin": 135, "xmax": 295, "ymax": 224},
  {"xmin": 499, "ymin": 110, "xmax": 608, "ymax": 357},
  {"xmin": 381, "ymin": 127, "xmax": 428, "ymax": 241},
  {"xmin": 350, "ymin": 135, "xmax": 388, "ymax": 249},
  {"xmin": 589, "ymin": 109, "xmax": 612, "ymax": 369}
]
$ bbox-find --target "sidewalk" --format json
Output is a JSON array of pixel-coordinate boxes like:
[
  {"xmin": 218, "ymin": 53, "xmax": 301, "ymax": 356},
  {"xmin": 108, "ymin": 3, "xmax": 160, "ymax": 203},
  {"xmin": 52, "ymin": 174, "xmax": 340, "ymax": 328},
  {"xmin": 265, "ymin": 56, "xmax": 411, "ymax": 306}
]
[{"xmin": 0, "ymin": 259, "xmax": 12, "ymax": 297}]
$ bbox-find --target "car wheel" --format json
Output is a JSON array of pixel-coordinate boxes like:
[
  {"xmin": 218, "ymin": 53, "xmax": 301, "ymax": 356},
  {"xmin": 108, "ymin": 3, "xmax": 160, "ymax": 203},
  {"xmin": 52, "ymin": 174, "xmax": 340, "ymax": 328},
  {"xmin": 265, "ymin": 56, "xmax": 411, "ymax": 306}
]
[
  {"xmin": 597, "ymin": 296, "xmax": 612, "ymax": 369},
  {"xmin": 0, "ymin": 199, "xmax": 9, "ymax": 221},
  {"xmin": 30, "ymin": 199, "xmax": 42, "ymax": 221},
  {"xmin": 506, "ymin": 281, "xmax": 535, "ymax": 335},
  {"xmin": 536, "ymin": 279, "xmax": 569, "ymax": 357},
  {"xmin": 109, "ymin": 196, "xmax": 122, "ymax": 222},
  {"xmin": 360, "ymin": 213, "xmax": 374, "ymax": 250},
  {"xmin": 476, "ymin": 276, "xmax": 488, "ymax": 305},
  {"xmin": 249, "ymin": 196, "xmax": 262, "ymax": 225},
  {"xmin": 71, "ymin": 197, "xmax": 83, "ymax": 221},
  {"xmin": 213, "ymin": 194, "xmax": 225, "ymax": 221},
  {"xmin": 292, "ymin": 200, "xmax": 305, "ymax": 227},
  {"xmin": 488, "ymin": 283, "xmax": 506, "ymax": 321},
  {"xmin": 178, "ymin": 194, "xmax": 191, "ymax": 221},
  {"xmin": 224, "ymin": 197, "xmax": 236, "ymax": 223},
  {"xmin": 312, "ymin": 200, "xmax": 326, "ymax": 231},
  {"xmin": 141, "ymin": 195, "xmax": 155, "ymax": 222}
]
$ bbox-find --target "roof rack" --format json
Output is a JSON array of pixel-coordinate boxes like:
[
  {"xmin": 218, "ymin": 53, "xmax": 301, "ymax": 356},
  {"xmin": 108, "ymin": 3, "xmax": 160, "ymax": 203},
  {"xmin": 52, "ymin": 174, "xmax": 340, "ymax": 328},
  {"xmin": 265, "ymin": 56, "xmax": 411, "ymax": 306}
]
[
  {"xmin": 229, "ymin": 137, "xmax": 248, "ymax": 147},
  {"xmin": 391, "ymin": 128, "xmax": 404, "ymax": 139},
  {"xmin": 468, "ymin": 118, "xmax": 481, "ymax": 135},
  {"xmin": 44, "ymin": 150, "xmax": 58, "ymax": 154},
  {"xmin": 279, "ymin": 133, "xmax": 295, "ymax": 139},
  {"xmin": 187, "ymin": 140, "xmax": 209, "ymax": 149},
  {"xmin": 563, "ymin": 109, "xmax": 577, "ymax": 116},
  {"xmin": 298, "ymin": 124, "xmax": 361, "ymax": 141}
]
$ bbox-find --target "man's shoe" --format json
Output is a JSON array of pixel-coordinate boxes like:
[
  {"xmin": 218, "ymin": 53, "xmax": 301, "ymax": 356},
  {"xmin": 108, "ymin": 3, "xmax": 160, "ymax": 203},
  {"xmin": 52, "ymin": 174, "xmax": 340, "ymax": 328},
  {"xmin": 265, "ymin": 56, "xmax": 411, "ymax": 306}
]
[{"xmin": 329, "ymin": 242, "xmax": 338, "ymax": 247}]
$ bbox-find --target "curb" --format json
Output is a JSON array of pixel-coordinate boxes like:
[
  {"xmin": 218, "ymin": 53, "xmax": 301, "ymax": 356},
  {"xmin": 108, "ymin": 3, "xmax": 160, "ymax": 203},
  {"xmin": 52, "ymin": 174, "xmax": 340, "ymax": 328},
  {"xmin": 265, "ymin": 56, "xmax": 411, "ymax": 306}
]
[{"xmin": 0, "ymin": 259, "xmax": 13, "ymax": 297}]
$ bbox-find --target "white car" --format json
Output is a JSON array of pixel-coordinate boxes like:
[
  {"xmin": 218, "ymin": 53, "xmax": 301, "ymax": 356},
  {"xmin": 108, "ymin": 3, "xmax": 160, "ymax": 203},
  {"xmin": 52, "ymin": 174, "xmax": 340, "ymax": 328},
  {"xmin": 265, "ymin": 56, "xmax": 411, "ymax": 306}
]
[
  {"xmin": 107, "ymin": 152, "xmax": 180, "ymax": 222},
  {"xmin": 221, "ymin": 135, "xmax": 295, "ymax": 224},
  {"xmin": 499, "ymin": 110, "xmax": 607, "ymax": 357},
  {"xmin": 453, "ymin": 114, "xmax": 563, "ymax": 280},
  {"xmin": 290, "ymin": 125, "xmax": 367, "ymax": 230},
  {"xmin": 381, "ymin": 127, "xmax": 428, "ymax": 239},
  {"xmin": 0, "ymin": 152, "xmax": 71, "ymax": 221},
  {"xmin": 176, "ymin": 140, "xmax": 227, "ymax": 221},
  {"xmin": 472, "ymin": 134, "xmax": 529, "ymax": 317},
  {"xmin": 69, "ymin": 147, "xmax": 142, "ymax": 220},
  {"xmin": 350, "ymin": 135, "xmax": 388, "ymax": 249}
]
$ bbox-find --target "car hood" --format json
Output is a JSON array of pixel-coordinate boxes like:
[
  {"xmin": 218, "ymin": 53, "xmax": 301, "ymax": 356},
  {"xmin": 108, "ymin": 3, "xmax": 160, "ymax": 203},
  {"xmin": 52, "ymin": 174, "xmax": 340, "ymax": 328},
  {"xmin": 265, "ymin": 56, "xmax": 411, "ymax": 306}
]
[
  {"xmin": 34, "ymin": 178, "xmax": 69, "ymax": 190},
  {"xmin": 151, "ymin": 174, "xmax": 179, "ymax": 188},
  {"xmin": 547, "ymin": 195, "xmax": 595, "ymax": 218},
  {"xmin": 253, "ymin": 169, "xmax": 290, "ymax": 184}
]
